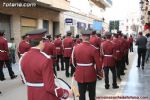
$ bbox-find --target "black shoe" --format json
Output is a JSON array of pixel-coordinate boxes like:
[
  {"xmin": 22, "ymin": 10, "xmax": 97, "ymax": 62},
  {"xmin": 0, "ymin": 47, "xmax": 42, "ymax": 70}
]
[
  {"xmin": 105, "ymin": 85, "xmax": 110, "ymax": 89},
  {"xmin": 136, "ymin": 66, "xmax": 140, "ymax": 68},
  {"xmin": 57, "ymin": 69, "xmax": 60, "ymax": 71},
  {"xmin": 113, "ymin": 85, "xmax": 119, "ymax": 89},
  {"xmin": 142, "ymin": 66, "xmax": 144, "ymax": 70},
  {"xmin": 66, "ymin": 73, "xmax": 69, "ymax": 77},
  {"xmin": 120, "ymin": 73, "xmax": 125, "ymax": 75},
  {"xmin": 118, "ymin": 77, "xmax": 122, "ymax": 81},
  {"xmin": 124, "ymin": 67, "xmax": 127, "ymax": 70},
  {"xmin": 0, "ymin": 91, "xmax": 1, "ymax": 94},
  {"xmin": 11, "ymin": 75, "xmax": 17, "ymax": 79},
  {"xmin": 0, "ymin": 78, "xmax": 6, "ymax": 81},
  {"xmin": 97, "ymin": 76, "xmax": 102, "ymax": 80}
]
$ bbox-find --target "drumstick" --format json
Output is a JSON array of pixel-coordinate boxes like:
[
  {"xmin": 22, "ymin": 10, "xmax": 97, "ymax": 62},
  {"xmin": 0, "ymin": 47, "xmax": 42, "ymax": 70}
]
[{"xmin": 71, "ymin": 75, "xmax": 80, "ymax": 97}]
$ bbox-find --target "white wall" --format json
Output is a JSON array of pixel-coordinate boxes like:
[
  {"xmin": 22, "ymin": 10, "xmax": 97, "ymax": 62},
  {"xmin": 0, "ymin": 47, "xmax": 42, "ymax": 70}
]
[
  {"xmin": 69, "ymin": 0, "xmax": 103, "ymax": 18},
  {"xmin": 70, "ymin": 0, "xmax": 90, "ymax": 14}
]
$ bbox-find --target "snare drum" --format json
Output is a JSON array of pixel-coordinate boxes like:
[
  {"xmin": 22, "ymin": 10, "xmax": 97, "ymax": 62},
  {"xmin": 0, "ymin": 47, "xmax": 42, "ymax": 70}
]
[{"xmin": 55, "ymin": 78, "xmax": 75, "ymax": 100}]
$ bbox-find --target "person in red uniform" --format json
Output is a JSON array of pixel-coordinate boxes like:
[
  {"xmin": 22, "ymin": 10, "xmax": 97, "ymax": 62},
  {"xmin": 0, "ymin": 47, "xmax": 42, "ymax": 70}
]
[
  {"xmin": 112, "ymin": 33, "xmax": 122, "ymax": 81},
  {"xmin": 123, "ymin": 35, "xmax": 130, "ymax": 66},
  {"xmin": 71, "ymin": 30, "xmax": 103, "ymax": 100},
  {"xmin": 63, "ymin": 31, "xmax": 74, "ymax": 77},
  {"xmin": 117, "ymin": 31, "xmax": 126, "ymax": 75},
  {"xmin": 17, "ymin": 34, "xmax": 31, "ymax": 58},
  {"xmin": 90, "ymin": 30, "xmax": 101, "ymax": 50},
  {"xmin": 43, "ymin": 35, "xmax": 57, "ymax": 76},
  {"xmin": 101, "ymin": 32, "xmax": 119, "ymax": 89},
  {"xmin": 128, "ymin": 35, "xmax": 134, "ymax": 52},
  {"xmin": 74, "ymin": 34, "xmax": 82, "ymax": 45},
  {"xmin": 0, "ymin": 30, "xmax": 17, "ymax": 81},
  {"xmin": 20, "ymin": 29, "xmax": 71, "ymax": 100},
  {"xmin": 54, "ymin": 34, "xmax": 64, "ymax": 71}
]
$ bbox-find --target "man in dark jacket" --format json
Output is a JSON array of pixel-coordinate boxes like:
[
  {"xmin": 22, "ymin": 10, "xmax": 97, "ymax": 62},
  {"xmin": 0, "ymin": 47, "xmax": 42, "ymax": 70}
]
[{"xmin": 136, "ymin": 32, "xmax": 147, "ymax": 70}]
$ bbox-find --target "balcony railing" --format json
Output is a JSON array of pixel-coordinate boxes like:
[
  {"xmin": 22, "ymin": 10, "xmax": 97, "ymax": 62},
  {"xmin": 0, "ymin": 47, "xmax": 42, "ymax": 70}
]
[
  {"xmin": 106, "ymin": 0, "xmax": 112, "ymax": 5},
  {"xmin": 98, "ymin": 0, "xmax": 112, "ymax": 7}
]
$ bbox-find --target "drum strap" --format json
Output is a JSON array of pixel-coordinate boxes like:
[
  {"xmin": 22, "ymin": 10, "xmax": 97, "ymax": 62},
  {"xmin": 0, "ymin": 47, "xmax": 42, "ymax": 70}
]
[
  {"xmin": 19, "ymin": 54, "xmax": 27, "ymax": 85},
  {"xmin": 71, "ymin": 47, "xmax": 76, "ymax": 68}
]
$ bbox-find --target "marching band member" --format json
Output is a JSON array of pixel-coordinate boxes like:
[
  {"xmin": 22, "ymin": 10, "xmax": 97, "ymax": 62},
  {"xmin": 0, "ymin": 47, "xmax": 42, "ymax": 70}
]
[
  {"xmin": 112, "ymin": 33, "xmax": 122, "ymax": 81},
  {"xmin": 0, "ymin": 30, "xmax": 17, "ymax": 81},
  {"xmin": 54, "ymin": 34, "xmax": 64, "ymax": 71},
  {"xmin": 43, "ymin": 35, "xmax": 57, "ymax": 76},
  {"xmin": 101, "ymin": 32, "xmax": 119, "ymax": 89},
  {"xmin": 71, "ymin": 29, "xmax": 103, "ymax": 100},
  {"xmin": 17, "ymin": 34, "xmax": 31, "ymax": 58},
  {"xmin": 63, "ymin": 31, "xmax": 74, "ymax": 77},
  {"xmin": 20, "ymin": 29, "xmax": 71, "ymax": 100}
]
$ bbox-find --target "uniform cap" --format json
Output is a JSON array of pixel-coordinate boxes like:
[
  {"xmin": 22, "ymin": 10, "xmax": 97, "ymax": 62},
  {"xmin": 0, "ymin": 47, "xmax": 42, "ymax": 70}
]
[
  {"xmin": 81, "ymin": 29, "xmax": 91, "ymax": 36},
  {"xmin": 56, "ymin": 34, "xmax": 61, "ymax": 38},
  {"xmin": 105, "ymin": 32, "xmax": 112, "ymax": 36},
  {"xmin": 27, "ymin": 29, "xmax": 47, "ymax": 40},
  {"xmin": 66, "ymin": 30, "xmax": 72, "ymax": 36},
  {"xmin": 0, "ymin": 30, "xmax": 5, "ymax": 35},
  {"xmin": 46, "ymin": 34, "xmax": 51, "ymax": 39},
  {"xmin": 92, "ymin": 30, "xmax": 96, "ymax": 35}
]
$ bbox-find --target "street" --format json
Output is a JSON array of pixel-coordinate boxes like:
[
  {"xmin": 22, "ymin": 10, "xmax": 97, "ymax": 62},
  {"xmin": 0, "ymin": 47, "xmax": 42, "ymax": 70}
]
[{"xmin": 1, "ymin": 48, "xmax": 149, "ymax": 100}]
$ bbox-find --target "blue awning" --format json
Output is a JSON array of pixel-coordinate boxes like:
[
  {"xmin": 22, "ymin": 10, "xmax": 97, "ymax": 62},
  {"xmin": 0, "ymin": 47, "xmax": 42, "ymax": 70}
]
[{"xmin": 93, "ymin": 21, "xmax": 103, "ymax": 31}]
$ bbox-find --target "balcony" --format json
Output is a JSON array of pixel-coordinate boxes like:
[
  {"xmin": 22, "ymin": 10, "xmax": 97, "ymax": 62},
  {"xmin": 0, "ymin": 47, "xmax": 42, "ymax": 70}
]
[
  {"xmin": 25, "ymin": 0, "xmax": 70, "ymax": 11},
  {"xmin": 90, "ymin": 0, "xmax": 112, "ymax": 10}
]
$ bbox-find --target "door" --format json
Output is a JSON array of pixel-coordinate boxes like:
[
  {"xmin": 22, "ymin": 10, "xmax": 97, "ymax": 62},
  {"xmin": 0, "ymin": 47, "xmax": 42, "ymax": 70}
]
[
  {"xmin": 0, "ymin": 13, "xmax": 11, "ymax": 41},
  {"xmin": 53, "ymin": 22, "xmax": 59, "ymax": 39}
]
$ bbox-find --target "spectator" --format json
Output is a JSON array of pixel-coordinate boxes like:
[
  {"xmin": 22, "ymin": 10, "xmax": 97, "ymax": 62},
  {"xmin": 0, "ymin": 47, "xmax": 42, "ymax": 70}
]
[
  {"xmin": 10, "ymin": 38, "xmax": 16, "ymax": 64},
  {"xmin": 136, "ymin": 32, "xmax": 147, "ymax": 70},
  {"xmin": 145, "ymin": 33, "xmax": 150, "ymax": 63}
]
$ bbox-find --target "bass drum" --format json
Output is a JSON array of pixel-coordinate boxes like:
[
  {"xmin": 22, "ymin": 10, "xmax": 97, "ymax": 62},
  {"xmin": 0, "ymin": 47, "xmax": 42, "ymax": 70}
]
[{"xmin": 55, "ymin": 78, "xmax": 75, "ymax": 100}]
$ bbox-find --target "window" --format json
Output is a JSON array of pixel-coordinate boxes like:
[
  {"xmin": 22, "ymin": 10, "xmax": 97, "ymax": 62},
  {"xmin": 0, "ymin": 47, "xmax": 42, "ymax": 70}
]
[{"xmin": 21, "ymin": 17, "xmax": 37, "ymax": 35}]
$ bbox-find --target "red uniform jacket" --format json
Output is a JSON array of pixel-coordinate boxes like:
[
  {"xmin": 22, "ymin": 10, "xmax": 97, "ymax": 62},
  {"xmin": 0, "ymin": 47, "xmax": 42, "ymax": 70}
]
[
  {"xmin": 54, "ymin": 38, "xmax": 63, "ymax": 55},
  {"xmin": 128, "ymin": 37, "xmax": 133, "ymax": 44},
  {"xmin": 43, "ymin": 40, "xmax": 56, "ymax": 63},
  {"xmin": 124, "ymin": 39, "xmax": 130, "ymax": 55},
  {"xmin": 118, "ymin": 37, "xmax": 126, "ymax": 58},
  {"xmin": 101, "ymin": 40, "xmax": 116, "ymax": 67},
  {"xmin": 76, "ymin": 38, "xmax": 81, "ymax": 45},
  {"xmin": 72, "ymin": 42, "xmax": 103, "ymax": 83},
  {"xmin": 18, "ymin": 40, "xmax": 31, "ymax": 55},
  {"xmin": 112, "ymin": 38, "xmax": 122, "ymax": 61},
  {"xmin": 0, "ymin": 36, "xmax": 9, "ymax": 60},
  {"xmin": 21, "ymin": 48, "xmax": 68, "ymax": 100},
  {"xmin": 63, "ymin": 37, "xmax": 73, "ymax": 57},
  {"xmin": 90, "ymin": 35, "xmax": 101, "ymax": 49}
]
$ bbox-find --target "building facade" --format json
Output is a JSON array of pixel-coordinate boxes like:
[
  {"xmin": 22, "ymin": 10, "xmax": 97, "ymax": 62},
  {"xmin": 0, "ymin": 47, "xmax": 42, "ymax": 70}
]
[
  {"xmin": 140, "ymin": 0, "xmax": 150, "ymax": 33},
  {"xmin": 0, "ymin": 0, "xmax": 69, "ymax": 44},
  {"xmin": 64, "ymin": 0, "xmax": 112, "ymax": 36},
  {"xmin": 0, "ymin": 0, "xmax": 112, "ymax": 45},
  {"xmin": 119, "ymin": 12, "xmax": 142, "ymax": 36}
]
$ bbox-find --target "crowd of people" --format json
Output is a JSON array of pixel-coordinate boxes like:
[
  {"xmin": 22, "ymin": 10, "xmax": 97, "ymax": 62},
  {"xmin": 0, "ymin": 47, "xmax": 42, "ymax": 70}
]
[{"xmin": 1, "ymin": 28, "xmax": 150, "ymax": 99}]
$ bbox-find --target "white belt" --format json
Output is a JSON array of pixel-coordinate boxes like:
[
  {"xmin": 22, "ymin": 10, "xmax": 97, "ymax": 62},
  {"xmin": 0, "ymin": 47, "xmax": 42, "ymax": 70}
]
[
  {"xmin": 0, "ymin": 50, "xmax": 6, "ymax": 52},
  {"xmin": 116, "ymin": 50, "xmax": 120, "ymax": 52},
  {"xmin": 77, "ymin": 63, "xmax": 93, "ymax": 66},
  {"xmin": 56, "ymin": 47, "xmax": 60, "ymax": 49},
  {"xmin": 64, "ymin": 48, "xmax": 72, "ymax": 49},
  {"xmin": 104, "ymin": 55, "xmax": 113, "ymax": 57},
  {"xmin": 26, "ymin": 82, "xmax": 44, "ymax": 87}
]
